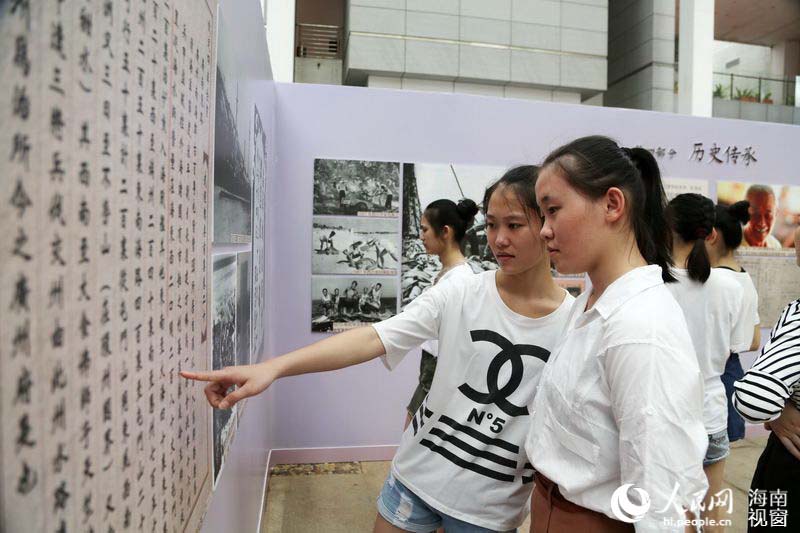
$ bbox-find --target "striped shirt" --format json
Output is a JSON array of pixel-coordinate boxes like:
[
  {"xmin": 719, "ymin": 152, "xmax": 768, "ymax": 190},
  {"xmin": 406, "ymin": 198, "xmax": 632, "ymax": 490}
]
[{"xmin": 733, "ymin": 299, "xmax": 800, "ymax": 422}]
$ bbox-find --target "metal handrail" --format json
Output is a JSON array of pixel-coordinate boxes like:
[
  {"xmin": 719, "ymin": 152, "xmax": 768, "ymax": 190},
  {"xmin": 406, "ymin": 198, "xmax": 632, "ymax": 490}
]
[
  {"xmin": 296, "ymin": 23, "xmax": 342, "ymax": 59},
  {"xmin": 712, "ymin": 71, "xmax": 796, "ymax": 106}
]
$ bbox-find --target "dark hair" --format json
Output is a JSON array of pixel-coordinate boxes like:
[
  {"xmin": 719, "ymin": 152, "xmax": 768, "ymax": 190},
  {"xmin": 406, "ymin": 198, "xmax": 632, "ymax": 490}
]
[
  {"xmin": 424, "ymin": 198, "xmax": 480, "ymax": 244},
  {"xmin": 482, "ymin": 165, "xmax": 540, "ymax": 216},
  {"xmin": 541, "ymin": 136, "xmax": 675, "ymax": 282},
  {"xmin": 714, "ymin": 201, "xmax": 750, "ymax": 250},
  {"xmin": 667, "ymin": 193, "xmax": 715, "ymax": 282}
]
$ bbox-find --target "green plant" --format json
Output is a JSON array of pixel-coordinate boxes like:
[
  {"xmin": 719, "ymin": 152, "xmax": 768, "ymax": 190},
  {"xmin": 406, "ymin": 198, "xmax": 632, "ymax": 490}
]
[
  {"xmin": 735, "ymin": 88, "xmax": 758, "ymax": 101},
  {"xmin": 713, "ymin": 83, "xmax": 726, "ymax": 98},
  {"xmin": 762, "ymin": 91, "xmax": 773, "ymax": 103}
]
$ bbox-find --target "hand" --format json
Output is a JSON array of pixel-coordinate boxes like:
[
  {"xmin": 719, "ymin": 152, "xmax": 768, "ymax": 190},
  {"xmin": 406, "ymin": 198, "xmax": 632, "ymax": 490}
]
[
  {"xmin": 766, "ymin": 401, "xmax": 800, "ymax": 460},
  {"xmin": 180, "ymin": 362, "xmax": 277, "ymax": 410}
]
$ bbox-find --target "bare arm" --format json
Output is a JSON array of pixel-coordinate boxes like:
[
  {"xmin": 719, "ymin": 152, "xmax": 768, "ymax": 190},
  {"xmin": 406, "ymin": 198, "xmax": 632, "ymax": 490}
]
[
  {"xmin": 765, "ymin": 401, "xmax": 800, "ymax": 460},
  {"xmin": 749, "ymin": 325, "xmax": 761, "ymax": 352},
  {"xmin": 270, "ymin": 326, "xmax": 385, "ymax": 378},
  {"xmin": 181, "ymin": 326, "xmax": 386, "ymax": 409}
]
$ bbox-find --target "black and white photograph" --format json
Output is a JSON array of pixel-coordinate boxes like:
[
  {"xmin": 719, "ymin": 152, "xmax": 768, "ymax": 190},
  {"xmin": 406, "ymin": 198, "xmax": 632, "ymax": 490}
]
[
  {"xmin": 236, "ymin": 252, "xmax": 252, "ymax": 367},
  {"xmin": 312, "ymin": 216, "xmax": 400, "ymax": 275},
  {"xmin": 401, "ymin": 162, "xmax": 503, "ymax": 306},
  {"xmin": 311, "ymin": 275, "xmax": 398, "ymax": 333},
  {"xmin": 213, "ymin": 65, "xmax": 252, "ymax": 244},
  {"xmin": 212, "ymin": 254, "xmax": 238, "ymax": 482},
  {"xmin": 251, "ymin": 104, "xmax": 268, "ymax": 359},
  {"xmin": 313, "ymin": 159, "xmax": 400, "ymax": 217}
]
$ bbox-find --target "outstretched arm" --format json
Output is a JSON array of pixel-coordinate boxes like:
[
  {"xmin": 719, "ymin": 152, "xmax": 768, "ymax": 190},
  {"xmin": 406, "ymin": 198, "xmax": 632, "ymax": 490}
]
[{"xmin": 181, "ymin": 326, "xmax": 386, "ymax": 409}]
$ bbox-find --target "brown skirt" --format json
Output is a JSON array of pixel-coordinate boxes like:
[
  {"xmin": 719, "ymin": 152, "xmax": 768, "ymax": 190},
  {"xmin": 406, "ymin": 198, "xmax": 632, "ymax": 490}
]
[{"xmin": 530, "ymin": 473, "xmax": 634, "ymax": 533}]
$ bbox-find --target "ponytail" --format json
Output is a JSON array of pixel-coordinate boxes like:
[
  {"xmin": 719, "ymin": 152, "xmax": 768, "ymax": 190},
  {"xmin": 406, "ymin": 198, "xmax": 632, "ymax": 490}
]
[
  {"xmin": 686, "ymin": 238, "xmax": 712, "ymax": 282},
  {"xmin": 625, "ymin": 147, "xmax": 675, "ymax": 283},
  {"xmin": 542, "ymin": 136, "xmax": 676, "ymax": 282},
  {"xmin": 668, "ymin": 193, "xmax": 715, "ymax": 282}
]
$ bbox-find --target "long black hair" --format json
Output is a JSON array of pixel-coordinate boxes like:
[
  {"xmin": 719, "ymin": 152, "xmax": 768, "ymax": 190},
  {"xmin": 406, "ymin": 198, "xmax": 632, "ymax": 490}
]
[
  {"xmin": 668, "ymin": 193, "xmax": 716, "ymax": 282},
  {"xmin": 424, "ymin": 198, "xmax": 480, "ymax": 244},
  {"xmin": 541, "ymin": 136, "xmax": 675, "ymax": 282},
  {"xmin": 482, "ymin": 165, "xmax": 540, "ymax": 215},
  {"xmin": 714, "ymin": 201, "xmax": 750, "ymax": 251}
]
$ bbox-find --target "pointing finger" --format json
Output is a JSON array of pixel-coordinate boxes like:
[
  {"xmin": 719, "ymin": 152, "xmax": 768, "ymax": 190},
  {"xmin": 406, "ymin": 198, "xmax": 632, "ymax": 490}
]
[{"xmin": 180, "ymin": 369, "xmax": 226, "ymax": 382}]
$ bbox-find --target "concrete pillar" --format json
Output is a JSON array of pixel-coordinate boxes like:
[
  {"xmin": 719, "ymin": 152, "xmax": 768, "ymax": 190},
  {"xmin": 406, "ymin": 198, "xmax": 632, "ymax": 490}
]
[
  {"xmin": 605, "ymin": 0, "xmax": 676, "ymax": 113},
  {"xmin": 265, "ymin": 0, "xmax": 296, "ymax": 82},
  {"xmin": 772, "ymin": 40, "xmax": 800, "ymax": 78},
  {"xmin": 678, "ymin": 0, "xmax": 715, "ymax": 116}
]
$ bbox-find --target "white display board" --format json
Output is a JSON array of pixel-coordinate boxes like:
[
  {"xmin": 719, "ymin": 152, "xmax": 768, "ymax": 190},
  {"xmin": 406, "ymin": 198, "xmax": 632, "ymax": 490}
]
[{"xmin": 1, "ymin": 1, "xmax": 215, "ymax": 531}]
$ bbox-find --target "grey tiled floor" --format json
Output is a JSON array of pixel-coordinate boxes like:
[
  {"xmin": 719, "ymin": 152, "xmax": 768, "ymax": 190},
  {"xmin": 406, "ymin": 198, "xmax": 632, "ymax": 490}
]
[{"xmin": 263, "ymin": 437, "xmax": 768, "ymax": 532}]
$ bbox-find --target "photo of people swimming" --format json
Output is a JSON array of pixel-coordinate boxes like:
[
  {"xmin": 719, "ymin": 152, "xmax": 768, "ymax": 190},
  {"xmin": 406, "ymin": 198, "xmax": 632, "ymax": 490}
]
[{"xmin": 312, "ymin": 216, "xmax": 399, "ymax": 275}]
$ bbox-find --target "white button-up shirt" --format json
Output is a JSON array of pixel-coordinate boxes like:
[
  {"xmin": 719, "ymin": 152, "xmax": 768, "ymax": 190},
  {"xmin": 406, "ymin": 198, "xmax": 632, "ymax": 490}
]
[{"xmin": 526, "ymin": 265, "xmax": 708, "ymax": 533}]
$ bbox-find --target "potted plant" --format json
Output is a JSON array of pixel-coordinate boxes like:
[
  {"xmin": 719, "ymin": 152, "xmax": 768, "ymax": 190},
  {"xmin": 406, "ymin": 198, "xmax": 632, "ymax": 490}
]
[
  {"xmin": 762, "ymin": 91, "xmax": 773, "ymax": 104},
  {"xmin": 713, "ymin": 83, "xmax": 726, "ymax": 99},
  {"xmin": 735, "ymin": 88, "xmax": 758, "ymax": 102}
]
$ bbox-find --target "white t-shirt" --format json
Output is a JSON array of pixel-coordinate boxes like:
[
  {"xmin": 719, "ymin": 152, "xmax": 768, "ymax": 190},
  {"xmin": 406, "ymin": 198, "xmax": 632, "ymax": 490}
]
[
  {"xmin": 713, "ymin": 267, "xmax": 760, "ymax": 351},
  {"xmin": 420, "ymin": 262, "xmax": 476, "ymax": 357},
  {"xmin": 526, "ymin": 265, "xmax": 707, "ymax": 533},
  {"xmin": 667, "ymin": 268, "xmax": 747, "ymax": 434},
  {"xmin": 373, "ymin": 271, "xmax": 574, "ymax": 530},
  {"xmin": 765, "ymin": 233, "xmax": 782, "ymax": 248}
]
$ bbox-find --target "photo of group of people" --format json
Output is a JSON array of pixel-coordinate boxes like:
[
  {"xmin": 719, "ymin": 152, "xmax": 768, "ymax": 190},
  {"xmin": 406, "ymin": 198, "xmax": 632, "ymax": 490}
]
[
  {"xmin": 717, "ymin": 181, "xmax": 800, "ymax": 250},
  {"xmin": 312, "ymin": 216, "xmax": 399, "ymax": 275},
  {"xmin": 311, "ymin": 276, "xmax": 398, "ymax": 332},
  {"xmin": 313, "ymin": 159, "xmax": 400, "ymax": 217},
  {"xmin": 311, "ymin": 159, "xmax": 401, "ymax": 331}
]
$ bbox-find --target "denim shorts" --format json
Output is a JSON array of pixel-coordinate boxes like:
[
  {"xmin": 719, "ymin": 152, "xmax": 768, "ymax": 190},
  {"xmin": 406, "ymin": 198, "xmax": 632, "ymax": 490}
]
[
  {"xmin": 376, "ymin": 471, "xmax": 516, "ymax": 533},
  {"xmin": 704, "ymin": 429, "xmax": 731, "ymax": 466}
]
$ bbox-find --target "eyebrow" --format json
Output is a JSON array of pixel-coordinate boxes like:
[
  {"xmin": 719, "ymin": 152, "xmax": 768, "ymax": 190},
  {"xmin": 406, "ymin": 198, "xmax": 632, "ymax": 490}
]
[{"xmin": 485, "ymin": 213, "xmax": 527, "ymax": 221}]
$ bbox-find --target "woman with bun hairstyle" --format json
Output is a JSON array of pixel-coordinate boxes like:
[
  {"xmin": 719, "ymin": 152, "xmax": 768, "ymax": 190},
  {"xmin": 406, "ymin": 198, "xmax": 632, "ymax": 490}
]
[
  {"xmin": 183, "ymin": 165, "xmax": 575, "ymax": 532},
  {"xmin": 404, "ymin": 198, "xmax": 480, "ymax": 429},
  {"xmin": 707, "ymin": 201, "xmax": 761, "ymax": 444},
  {"xmin": 665, "ymin": 193, "xmax": 750, "ymax": 532},
  {"xmin": 527, "ymin": 136, "xmax": 707, "ymax": 532}
]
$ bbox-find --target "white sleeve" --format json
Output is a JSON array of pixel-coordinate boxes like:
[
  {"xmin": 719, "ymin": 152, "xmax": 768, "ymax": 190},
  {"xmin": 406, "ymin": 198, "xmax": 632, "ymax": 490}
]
[
  {"xmin": 372, "ymin": 282, "xmax": 448, "ymax": 370},
  {"xmin": 745, "ymin": 277, "xmax": 760, "ymax": 325},
  {"xmin": 729, "ymin": 289, "xmax": 752, "ymax": 354},
  {"xmin": 604, "ymin": 342, "xmax": 708, "ymax": 533}
]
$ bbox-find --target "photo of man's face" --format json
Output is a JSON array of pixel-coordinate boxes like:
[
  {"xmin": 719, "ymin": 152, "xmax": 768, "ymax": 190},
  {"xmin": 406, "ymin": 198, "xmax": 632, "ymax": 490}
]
[{"xmin": 744, "ymin": 187, "xmax": 777, "ymax": 247}]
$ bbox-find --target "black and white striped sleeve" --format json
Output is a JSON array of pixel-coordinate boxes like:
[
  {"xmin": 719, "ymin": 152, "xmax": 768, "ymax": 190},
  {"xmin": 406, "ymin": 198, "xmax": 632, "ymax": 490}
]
[{"xmin": 733, "ymin": 299, "xmax": 800, "ymax": 423}]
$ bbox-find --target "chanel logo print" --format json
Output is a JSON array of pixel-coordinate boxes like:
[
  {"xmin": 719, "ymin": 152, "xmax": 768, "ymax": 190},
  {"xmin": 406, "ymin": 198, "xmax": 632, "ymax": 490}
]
[{"xmin": 458, "ymin": 330, "xmax": 550, "ymax": 417}]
